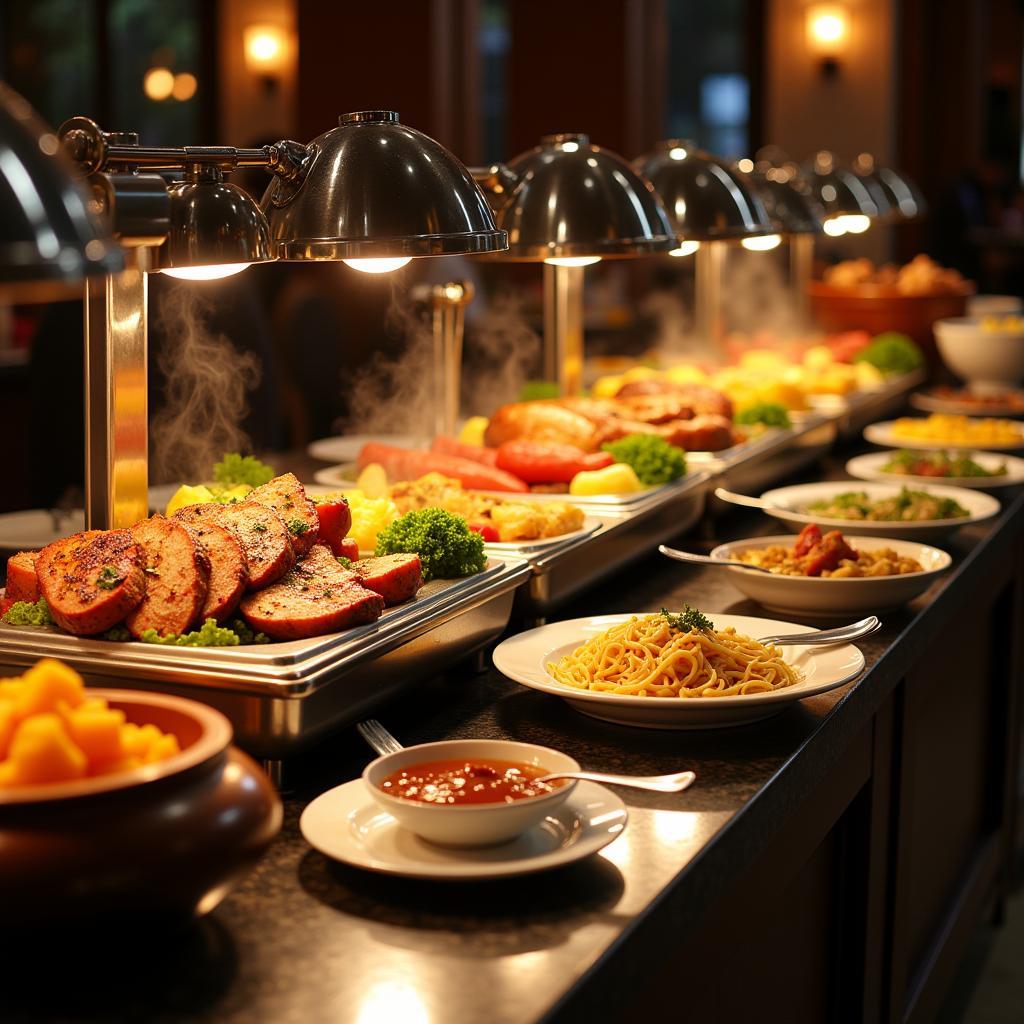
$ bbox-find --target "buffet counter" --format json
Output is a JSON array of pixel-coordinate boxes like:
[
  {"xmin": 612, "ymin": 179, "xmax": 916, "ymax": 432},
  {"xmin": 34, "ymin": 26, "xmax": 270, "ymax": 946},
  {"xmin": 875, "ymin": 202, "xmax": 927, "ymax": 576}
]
[{"xmin": 9, "ymin": 450, "xmax": 1023, "ymax": 1024}]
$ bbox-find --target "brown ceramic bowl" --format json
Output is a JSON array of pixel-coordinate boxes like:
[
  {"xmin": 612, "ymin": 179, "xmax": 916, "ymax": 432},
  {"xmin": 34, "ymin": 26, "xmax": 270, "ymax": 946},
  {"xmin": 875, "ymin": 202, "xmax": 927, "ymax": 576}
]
[
  {"xmin": 808, "ymin": 281, "xmax": 973, "ymax": 366},
  {"xmin": 0, "ymin": 689, "xmax": 282, "ymax": 924}
]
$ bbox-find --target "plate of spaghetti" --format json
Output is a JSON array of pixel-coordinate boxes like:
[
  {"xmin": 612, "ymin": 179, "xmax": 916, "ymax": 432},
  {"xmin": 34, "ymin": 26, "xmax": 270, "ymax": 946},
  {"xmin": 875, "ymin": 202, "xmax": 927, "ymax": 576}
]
[{"xmin": 492, "ymin": 609, "xmax": 866, "ymax": 729}]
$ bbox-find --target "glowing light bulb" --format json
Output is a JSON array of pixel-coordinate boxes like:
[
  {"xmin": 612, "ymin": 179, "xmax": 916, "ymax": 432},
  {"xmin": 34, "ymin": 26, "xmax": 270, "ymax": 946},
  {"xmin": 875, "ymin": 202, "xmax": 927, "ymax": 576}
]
[
  {"xmin": 162, "ymin": 263, "xmax": 250, "ymax": 280},
  {"xmin": 244, "ymin": 25, "xmax": 289, "ymax": 74},
  {"xmin": 736, "ymin": 158, "xmax": 754, "ymax": 173},
  {"xmin": 741, "ymin": 234, "xmax": 782, "ymax": 252},
  {"xmin": 823, "ymin": 217, "xmax": 847, "ymax": 237},
  {"xmin": 843, "ymin": 214, "xmax": 871, "ymax": 234},
  {"xmin": 807, "ymin": 6, "xmax": 848, "ymax": 51},
  {"xmin": 343, "ymin": 257, "xmax": 412, "ymax": 274},
  {"xmin": 143, "ymin": 67, "xmax": 174, "ymax": 101},
  {"xmin": 668, "ymin": 147, "xmax": 688, "ymax": 161},
  {"xmin": 543, "ymin": 256, "xmax": 601, "ymax": 267},
  {"xmin": 669, "ymin": 241, "xmax": 700, "ymax": 257},
  {"xmin": 560, "ymin": 141, "xmax": 579, "ymax": 153}
]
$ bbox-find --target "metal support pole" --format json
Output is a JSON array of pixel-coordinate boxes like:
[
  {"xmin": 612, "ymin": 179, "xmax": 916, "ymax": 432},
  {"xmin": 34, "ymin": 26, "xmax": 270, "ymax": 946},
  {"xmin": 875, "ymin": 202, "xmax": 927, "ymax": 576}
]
[
  {"xmin": 694, "ymin": 239, "xmax": 726, "ymax": 348},
  {"xmin": 790, "ymin": 233, "xmax": 815, "ymax": 330},
  {"xmin": 428, "ymin": 281, "xmax": 474, "ymax": 438},
  {"xmin": 84, "ymin": 248, "xmax": 151, "ymax": 530},
  {"xmin": 542, "ymin": 263, "xmax": 585, "ymax": 395}
]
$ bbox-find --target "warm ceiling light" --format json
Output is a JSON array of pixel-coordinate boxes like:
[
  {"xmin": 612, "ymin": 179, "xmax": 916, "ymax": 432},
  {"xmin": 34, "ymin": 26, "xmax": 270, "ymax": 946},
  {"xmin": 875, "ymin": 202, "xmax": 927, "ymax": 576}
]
[
  {"xmin": 842, "ymin": 213, "xmax": 870, "ymax": 234},
  {"xmin": 741, "ymin": 233, "xmax": 782, "ymax": 251},
  {"xmin": 162, "ymin": 263, "xmax": 250, "ymax": 280},
  {"xmin": 823, "ymin": 216, "xmax": 847, "ymax": 236},
  {"xmin": 806, "ymin": 5, "xmax": 848, "ymax": 51},
  {"xmin": 244, "ymin": 24, "xmax": 289, "ymax": 77},
  {"xmin": 544, "ymin": 256, "xmax": 601, "ymax": 267},
  {"xmin": 669, "ymin": 240, "xmax": 701, "ymax": 257},
  {"xmin": 736, "ymin": 158, "xmax": 754, "ymax": 173},
  {"xmin": 172, "ymin": 73, "xmax": 197, "ymax": 101},
  {"xmin": 143, "ymin": 67, "xmax": 174, "ymax": 102},
  {"xmin": 343, "ymin": 257, "xmax": 413, "ymax": 274}
]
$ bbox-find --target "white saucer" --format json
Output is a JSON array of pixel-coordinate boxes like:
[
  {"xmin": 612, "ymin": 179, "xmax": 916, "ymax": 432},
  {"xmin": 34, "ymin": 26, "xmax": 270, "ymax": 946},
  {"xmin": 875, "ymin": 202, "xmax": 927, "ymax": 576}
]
[{"xmin": 300, "ymin": 778, "xmax": 627, "ymax": 880}]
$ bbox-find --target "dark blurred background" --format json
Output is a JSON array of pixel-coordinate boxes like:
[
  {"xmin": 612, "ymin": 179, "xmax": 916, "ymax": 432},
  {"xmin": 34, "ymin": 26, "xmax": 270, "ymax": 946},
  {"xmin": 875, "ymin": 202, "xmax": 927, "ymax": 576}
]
[{"xmin": 1, "ymin": 0, "xmax": 1022, "ymax": 507}]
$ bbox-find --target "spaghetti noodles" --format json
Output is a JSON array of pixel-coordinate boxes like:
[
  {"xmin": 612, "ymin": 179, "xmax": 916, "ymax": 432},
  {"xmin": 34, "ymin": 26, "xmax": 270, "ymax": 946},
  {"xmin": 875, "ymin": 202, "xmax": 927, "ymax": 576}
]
[{"xmin": 547, "ymin": 613, "xmax": 801, "ymax": 698}]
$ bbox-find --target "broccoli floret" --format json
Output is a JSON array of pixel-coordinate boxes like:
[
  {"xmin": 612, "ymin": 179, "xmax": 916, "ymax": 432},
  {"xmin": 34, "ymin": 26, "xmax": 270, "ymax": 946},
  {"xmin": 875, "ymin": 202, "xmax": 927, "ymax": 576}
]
[
  {"xmin": 137, "ymin": 618, "xmax": 268, "ymax": 647},
  {"xmin": 853, "ymin": 332, "xmax": 924, "ymax": 375},
  {"xmin": 212, "ymin": 452, "xmax": 276, "ymax": 489},
  {"xmin": 735, "ymin": 402, "xmax": 792, "ymax": 429},
  {"xmin": 519, "ymin": 380, "xmax": 562, "ymax": 402},
  {"xmin": 374, "ymin": 508, "xmax": 486, "ymax": 582},
  {"xmin": 601, "ymin": 433, "xmax": 687, "ymax": 486},
  {"xmin": 2, "ymin": 597, "xmax": 54, "ymax": 627}
]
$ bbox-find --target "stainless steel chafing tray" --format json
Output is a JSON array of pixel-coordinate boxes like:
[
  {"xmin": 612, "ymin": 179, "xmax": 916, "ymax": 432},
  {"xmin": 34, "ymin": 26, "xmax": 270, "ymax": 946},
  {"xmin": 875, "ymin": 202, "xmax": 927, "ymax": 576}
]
[
  {"xmin": 500, "ymin": 472, "xmax": 710, "ymax": 622},
  {"xmin": 0, "ymin": 558, "xmax": 530, "ymax": 759}
]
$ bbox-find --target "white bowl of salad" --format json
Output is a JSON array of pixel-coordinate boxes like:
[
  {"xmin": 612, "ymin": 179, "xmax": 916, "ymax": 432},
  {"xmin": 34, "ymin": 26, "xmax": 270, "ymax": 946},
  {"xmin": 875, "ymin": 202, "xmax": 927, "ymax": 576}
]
[
  {"xmin": 845, "ymin": 449, "xmax": 1024, "ymax": 491},
  {"xmin": 756, "ymin": 481, "xmax": 1001, "ymax": 541}
]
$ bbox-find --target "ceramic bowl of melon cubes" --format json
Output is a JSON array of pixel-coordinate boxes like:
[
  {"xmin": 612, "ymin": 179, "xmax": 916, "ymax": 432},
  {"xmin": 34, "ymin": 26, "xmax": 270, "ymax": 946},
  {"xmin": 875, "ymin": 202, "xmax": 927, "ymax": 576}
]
[{"xmin": 0, "ymin": 659, "xmax": 281, "ymax": 924}]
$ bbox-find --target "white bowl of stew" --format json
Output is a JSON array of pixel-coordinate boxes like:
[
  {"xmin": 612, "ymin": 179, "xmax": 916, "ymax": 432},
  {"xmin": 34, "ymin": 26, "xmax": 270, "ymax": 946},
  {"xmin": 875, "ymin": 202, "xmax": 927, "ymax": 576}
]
[{"xmin": 363, "ymin": 739, "xmax": 579, "ymax": 847}]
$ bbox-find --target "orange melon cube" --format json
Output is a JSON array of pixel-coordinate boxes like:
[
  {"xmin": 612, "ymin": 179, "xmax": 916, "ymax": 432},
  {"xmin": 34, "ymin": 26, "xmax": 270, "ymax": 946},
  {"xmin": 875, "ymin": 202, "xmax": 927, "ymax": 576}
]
[
  {"xmin": 119, "ymin": 722, "xmax": 163, "ymax": 760},
  {"xmin": 66, "ymin": 705, "xmax": 126, "ymax": 765},
  {"xmin": 17, "ymin": 660, "xmax": 85, "ymax": 716},
  {"xmin": 0, "ymin": 699, "xmax": 16, "ymax": 759},
  {"xmin": 143, "ymin": 732, "xmax": 181, "ymax": 765},
  {"xmin": 2, "ymin": 713, "xmax": 87, "ymax": 785}
]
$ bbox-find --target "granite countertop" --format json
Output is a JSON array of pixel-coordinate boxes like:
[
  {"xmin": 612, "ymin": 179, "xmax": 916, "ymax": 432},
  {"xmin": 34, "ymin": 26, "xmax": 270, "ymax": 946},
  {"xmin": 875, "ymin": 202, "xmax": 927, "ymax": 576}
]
[{"xmin": 6, "ymin": 452, "xmax": 1023, "ymax": 1024}]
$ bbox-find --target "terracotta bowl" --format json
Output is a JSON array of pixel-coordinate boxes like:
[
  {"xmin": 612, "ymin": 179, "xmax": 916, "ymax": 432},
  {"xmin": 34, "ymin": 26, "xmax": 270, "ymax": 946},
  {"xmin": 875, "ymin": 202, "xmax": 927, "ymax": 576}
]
[
  {"xmin": 808, "ymin": 281, "xmax": 973, "ymax": 366},
  {"xmin": 0, "ymin": 689, "xmax": 282, "ymax": 924}
]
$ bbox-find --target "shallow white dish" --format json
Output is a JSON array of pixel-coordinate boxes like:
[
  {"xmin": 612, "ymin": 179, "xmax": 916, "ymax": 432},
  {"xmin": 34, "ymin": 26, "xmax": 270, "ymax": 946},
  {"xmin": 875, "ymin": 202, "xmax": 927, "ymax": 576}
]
[
  {"xmin": 300, "ymin": 778, "xmax": 626, "ymax": 879},
  {"xmin": 909, "ymin": 389, "xmax": 1024, "ymax": 418},
  {"xmin": 709, "ymin": 535, "xmax": 951, "ymax": 616},
  {"xmin": 363, "ymin": 739, "xmax": 579, "ymax": 847},
  {"xmin": 845, "ymin": 450, "xmax": 1024, "ymax": 490},
  {"xmin": 308, "ymin": 434, "xmax": 430, "ymax": 465},
  {"xmin": 757, "ymin": 480, "xmax": 1000, "ymax": 541},
  {"xmin": 864, "ymin": 419, "xmax": 1024, "ymax": 452},
  {"xmin": 492, "ymin": 613, "xmax": 866, "ymax": 729}
]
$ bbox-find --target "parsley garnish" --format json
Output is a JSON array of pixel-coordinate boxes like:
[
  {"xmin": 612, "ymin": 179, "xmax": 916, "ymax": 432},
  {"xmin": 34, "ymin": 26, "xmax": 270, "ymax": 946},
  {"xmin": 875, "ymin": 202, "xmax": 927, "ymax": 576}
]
[
  {"xmin": 96, "ymin": 566, "xmax": 122, "ymax": 590},
  {"xmin": 252, "ymin": 523, "xmax": 268, "ymax": 533},
  {"xmin": 336, "ymin": 556, "xmax": 353, "ymax": 569},
  {"xmin": 662, "ymin": 606, "xmax": 715, "ymax": 633},
  {"xmin": 288, "ymin": 519, "xmax": 310, "ymax": 536}
]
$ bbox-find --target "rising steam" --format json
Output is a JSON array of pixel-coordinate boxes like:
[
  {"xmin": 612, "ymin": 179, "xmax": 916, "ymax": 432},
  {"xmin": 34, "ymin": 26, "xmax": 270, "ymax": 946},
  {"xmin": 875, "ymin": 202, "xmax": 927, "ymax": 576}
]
[{"xmin": 150, "ymin": 283, "xmax": 261, "ymax": 483}]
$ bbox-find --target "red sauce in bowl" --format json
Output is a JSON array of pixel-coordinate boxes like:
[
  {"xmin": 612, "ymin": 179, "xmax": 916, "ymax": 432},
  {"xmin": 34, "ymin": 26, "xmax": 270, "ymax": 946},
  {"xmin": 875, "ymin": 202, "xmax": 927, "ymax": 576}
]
[{"xmin": 379, "ymin": 758, "xmax": 566, "ymax": 806}]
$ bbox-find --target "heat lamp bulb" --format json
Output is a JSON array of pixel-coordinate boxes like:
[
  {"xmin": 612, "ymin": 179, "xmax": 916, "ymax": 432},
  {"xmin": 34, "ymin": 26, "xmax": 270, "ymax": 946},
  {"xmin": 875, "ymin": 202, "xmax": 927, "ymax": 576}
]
[
  {"xmin": 343, "ymin": 257, "xmax": 413, "ymax": 274},
  {"xmin": 842, "ymin": 214, "xmax": 870, "ymax": 234},
  {"xmin": 823, "ymin": 217, "xmax": 847, "ymax": 237},
  {"xmin": 741, "ymin": 234, "xmax": 782, "ymax": 252},
  {"xmin": 669, "ymin": 241, "xmax": 701, "ymax": 257},
  {"xmin": 543, "ymin": 256, "xmax": 601, "ymax": 267},
  {"xmin": 162, "ymin": 263, "xmax": 250, "ymax": 280}
]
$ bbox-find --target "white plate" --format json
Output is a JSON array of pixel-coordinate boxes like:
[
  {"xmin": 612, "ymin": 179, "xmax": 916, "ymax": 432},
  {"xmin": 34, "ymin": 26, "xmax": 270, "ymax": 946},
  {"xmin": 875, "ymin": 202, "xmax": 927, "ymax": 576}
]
[
  {"xmin": 845, "ymin": 450, "xmax": 1024, "ymax": 490},
  {"xmin": 308, "ymin": 434, "xmax": 430, "ymax": 464},
  {"xmin": 757, "ymin": 480, "xmax": 1000, "ymax": 542},
  {"xmin": 492, "ymin": 613, "xmax": 866, "ymax": 729},
  {"xmin": 300, "ymin": 778, "xmax": 627, "ymax": 880},
  {"xmin": 708, "ymin": 535, "xmax": 951, "ymax": 616},
  {"xmin": 864, "ymin": 419, "xmax": 1024, "ymax": 452},
  {"xmin": 910, "ymin": 390, "xmax": 1024, "ymax": 418}
]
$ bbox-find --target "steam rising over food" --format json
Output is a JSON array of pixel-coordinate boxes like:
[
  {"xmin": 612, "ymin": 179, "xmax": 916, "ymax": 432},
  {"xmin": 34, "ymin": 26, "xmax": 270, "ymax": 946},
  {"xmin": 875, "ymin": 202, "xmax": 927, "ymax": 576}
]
[{"xmin": 151, "ymin": 284, "xmax": 262, "ymax": 484}]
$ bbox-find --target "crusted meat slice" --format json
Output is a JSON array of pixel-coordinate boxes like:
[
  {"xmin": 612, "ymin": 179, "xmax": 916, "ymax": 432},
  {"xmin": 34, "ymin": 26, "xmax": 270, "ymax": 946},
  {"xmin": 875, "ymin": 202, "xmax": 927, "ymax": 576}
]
[
  {"xmin": 124, "ymin": 516, "xmax": 210, "ymax": 638},
  {"xmin": 176, "ymin": 501, "xmax": 294, "ymax": 591},
  {"xmin": 5, "ymin": 551, "xmax": 40, "ymax": 604},
  {"xmin": 179, "ymin": 520, "xmax": 247, "ymax": 622},
  {"xmin": 36, "ymin": 530, "xmax": 145, "ymax": 635},
  {"xmin": 351, "ymin": 554, "xmax": 423, "ymax": 606},
  {"xmin": 246, "ymin": 473, "xmax": 320, "ymax": 558},
  {"xmin": 239, "ymin": 545, "xmax": 384, "ymax": 641}
]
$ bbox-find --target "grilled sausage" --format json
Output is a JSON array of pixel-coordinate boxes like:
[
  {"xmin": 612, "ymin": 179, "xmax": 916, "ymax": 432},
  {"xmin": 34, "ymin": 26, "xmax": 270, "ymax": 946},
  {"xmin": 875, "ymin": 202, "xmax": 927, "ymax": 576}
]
[
  {"xmin": 179, "ymin": 520, "xmax": 247, "ymax": 622},
  {"xmin": 124, "ymin": 516, "xmax": 210, "ymax": 638},
  {"xmin": 5, "ymin": 551, "xmax": 40, "ymax": 604},
  {"xmin": 176, "ymin": 501, "xmax": 295, "ymax": 591},
  {"xmin": 239, "ymin": 545, "xmax": 384, "ymax": 641},
  {"xmin": 246, "ymin": 473, "xmax": 320, "ymax": 557},
  {"xmin": 36, "ymin": 530, "xmax": 145, "ymax": 635},
  {"xmin": 351, "ymin": 554, "xmax": 423, "ymax": 606}
]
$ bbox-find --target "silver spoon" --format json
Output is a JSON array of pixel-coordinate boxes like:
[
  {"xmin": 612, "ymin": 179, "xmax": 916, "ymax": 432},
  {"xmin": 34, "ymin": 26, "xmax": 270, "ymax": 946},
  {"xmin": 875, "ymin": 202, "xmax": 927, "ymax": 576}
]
[
  {"xmin": 757, "ymin": 615, "xmax": 881, "ymax": 647},
  {"xmin": 357, "ymin": 719, "xmax": 696, "ymax": 794},
  {"xmin": 659, "ymin": 544, "xmax": 777, "ymax": 574},
  {"xmin": 714, "ymin": 486, "xmax": 786, "ymax": 513}
]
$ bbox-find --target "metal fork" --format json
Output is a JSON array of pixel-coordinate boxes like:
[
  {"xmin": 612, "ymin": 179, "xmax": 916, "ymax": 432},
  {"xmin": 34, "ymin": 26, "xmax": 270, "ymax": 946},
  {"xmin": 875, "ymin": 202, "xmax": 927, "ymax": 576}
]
[{"xmin": 357, "ymin": 718, "xmax": 404, "ymax": 756}]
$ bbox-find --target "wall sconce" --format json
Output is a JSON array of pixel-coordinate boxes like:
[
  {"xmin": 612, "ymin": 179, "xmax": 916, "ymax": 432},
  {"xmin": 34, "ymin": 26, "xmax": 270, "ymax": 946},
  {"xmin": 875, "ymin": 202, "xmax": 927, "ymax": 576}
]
[
  {"xmin": 805, "ymin": 4, "xmax": 849, "ymax": 78},
  {"xmin": 243, "ymin": 24, "xmax": 290, "ymax": 92}
]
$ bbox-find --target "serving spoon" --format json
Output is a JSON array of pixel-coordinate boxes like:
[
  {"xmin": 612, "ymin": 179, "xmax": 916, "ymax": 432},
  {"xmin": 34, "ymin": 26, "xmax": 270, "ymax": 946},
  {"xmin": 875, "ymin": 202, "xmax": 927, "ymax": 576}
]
[
  {"xmin": 356, "ymin": 720, "xmax": 696, "ymax": 794},
  {"xmin": 713, "ymin": 486, "xmax": 788, "ymax": 513},
  {"xmin": 756, "ymin": 615, "xmax": 881, "ymax": 647},
  {"xmin": 659, "ymin": 544, "xmax": 777, "ymax": 575}
]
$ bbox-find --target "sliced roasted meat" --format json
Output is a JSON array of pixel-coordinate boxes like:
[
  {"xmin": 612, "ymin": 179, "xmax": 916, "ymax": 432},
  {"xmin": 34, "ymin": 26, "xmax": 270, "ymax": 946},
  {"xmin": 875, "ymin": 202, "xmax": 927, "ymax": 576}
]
[
  {"xmin": 124, "ymin": 516, "xmax": 210, "ymax": 638},
  {"xmin": 239, "ymin": 544, "xmax": 384, "ymax": 641},
  {"xmin": 484, "ymin": 401, "xmax": 600, "ymax": 452},
  {"xmin": 615, "ymin": 380, "xmax": 734, "ymax": 419},
  {"xmin": 176, "ymin": 501, "xmax": 294, "ymax": 591},
  {"xmin": 36, "ymin": 530, "xmax": 145, "ymax": 635},
  {"xmin": 352, "ymin": 554, "xmax": 423, "ymax": 606},
  {"xmin": 247, "ymin": 473, "xmax": 320, "ymax": 557},
  {"xmin": 658, "ymin": 414, "xmax": 736, "ymax": 452},
  {"xmin": 179, "ymin": 520, "xmax": 247, "ymax": 622},
  {"xmin": 5, "ymin": 551, "xmax": 40, "ymax": 604}
]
